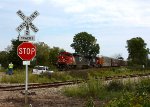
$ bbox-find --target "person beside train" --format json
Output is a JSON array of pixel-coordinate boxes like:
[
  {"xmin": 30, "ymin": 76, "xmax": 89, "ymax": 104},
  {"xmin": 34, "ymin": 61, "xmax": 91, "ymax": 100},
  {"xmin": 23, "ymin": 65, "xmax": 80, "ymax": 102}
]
[{"xmin": 7, "ymin": 62, "xmax": 14, "ymax": 75}]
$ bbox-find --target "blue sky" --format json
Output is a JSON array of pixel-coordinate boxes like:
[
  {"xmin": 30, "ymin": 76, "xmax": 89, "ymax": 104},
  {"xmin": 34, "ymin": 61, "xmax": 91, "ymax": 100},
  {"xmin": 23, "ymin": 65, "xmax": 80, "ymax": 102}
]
[{"xmin": 0, "ymin": 0, "xmax": 150, "ymax": 59}]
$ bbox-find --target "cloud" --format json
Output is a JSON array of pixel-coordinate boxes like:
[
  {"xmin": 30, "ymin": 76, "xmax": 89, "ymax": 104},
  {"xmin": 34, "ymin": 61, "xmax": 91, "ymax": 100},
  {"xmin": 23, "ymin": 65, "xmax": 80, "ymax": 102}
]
[
  {"xmin": 47, "ymin": 0, "xmax": 150, "ymax": 27},
  {"xmin": 0, "ymin": 6, "xmax": 3, "ymax": 9},
  {"xmin": 0, "ymin": 2, "xmax": 5, "ymax": 10},
  {"xmin": 31, "ymin": 0, "xmax": 45, "ymax": 5}
]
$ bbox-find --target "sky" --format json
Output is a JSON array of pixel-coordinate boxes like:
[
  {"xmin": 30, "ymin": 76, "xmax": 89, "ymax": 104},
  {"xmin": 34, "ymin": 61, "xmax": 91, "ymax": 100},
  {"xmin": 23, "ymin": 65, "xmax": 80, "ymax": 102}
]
[{"xmin": 0, "ymin": 0, "xmax": 150, "ymax": 59}]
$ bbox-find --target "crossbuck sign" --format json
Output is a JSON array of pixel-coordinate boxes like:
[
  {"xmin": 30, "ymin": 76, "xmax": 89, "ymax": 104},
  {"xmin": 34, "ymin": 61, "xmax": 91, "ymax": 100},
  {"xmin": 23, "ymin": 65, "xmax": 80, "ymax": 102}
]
[{"xmin": 16, "ymin": 10, "xmax": 39, "ymax": 33}]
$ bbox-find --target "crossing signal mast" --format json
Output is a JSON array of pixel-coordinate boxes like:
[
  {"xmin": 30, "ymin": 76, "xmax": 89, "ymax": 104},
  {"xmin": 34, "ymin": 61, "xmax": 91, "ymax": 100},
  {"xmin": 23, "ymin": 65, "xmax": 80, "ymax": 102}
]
[{"xmin": 16, "ymin": 10, "xmax": 40, "ymax": 106}]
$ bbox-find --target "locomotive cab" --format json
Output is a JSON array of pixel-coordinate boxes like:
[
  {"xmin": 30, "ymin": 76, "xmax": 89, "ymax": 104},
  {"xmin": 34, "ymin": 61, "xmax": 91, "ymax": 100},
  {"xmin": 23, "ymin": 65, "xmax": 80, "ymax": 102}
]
[{"xmin": 57, "ymin": 52, "xmax": 76, "ymax": 70}]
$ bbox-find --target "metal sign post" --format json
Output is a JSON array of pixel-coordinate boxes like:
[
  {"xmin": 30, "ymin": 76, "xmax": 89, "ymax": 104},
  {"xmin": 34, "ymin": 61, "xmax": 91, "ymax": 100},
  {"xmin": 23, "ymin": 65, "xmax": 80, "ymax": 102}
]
[
  {"xmin": 16, "ymin": 10, "xmax": 39, "ymax": 106},
  {"xmin": 23, "ymin": 61, "xmax": 30, "ymax": 105},
  {"xmin": 25, "ymin": 63, "xmax": 28, "ymax": 105}
]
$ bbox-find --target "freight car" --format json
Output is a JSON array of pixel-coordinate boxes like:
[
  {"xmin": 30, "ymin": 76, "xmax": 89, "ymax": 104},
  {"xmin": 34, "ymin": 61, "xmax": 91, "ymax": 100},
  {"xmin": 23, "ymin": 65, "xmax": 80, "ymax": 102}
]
[{"xmin": 56, "ymin": 52, "xmax": 126, "ymax": 70}]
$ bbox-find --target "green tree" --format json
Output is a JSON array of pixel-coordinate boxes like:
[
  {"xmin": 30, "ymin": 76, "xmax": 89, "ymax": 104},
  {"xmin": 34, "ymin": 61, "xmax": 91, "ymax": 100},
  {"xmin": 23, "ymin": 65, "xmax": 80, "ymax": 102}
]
[
  {"xmin": 34, "ymin": 42, "xmax": 50, "ymax": 66},
  {"xmin": 126, "ymin": 37, "xmax": 149, "ymax": 66},
  {"xmin": 8, "ymin": 38, "xmax": 23, "ymax": 68},
  {"xmin": 49, "ymin": 47, "xmax": 65, "ymax": 66},
  {"xmin": 0, "ymin": 51, "xmax": 9, "ymax": 68},
  {"xmin": 71, "ymin": 32, "xmax": 100, "ymax": 57}
]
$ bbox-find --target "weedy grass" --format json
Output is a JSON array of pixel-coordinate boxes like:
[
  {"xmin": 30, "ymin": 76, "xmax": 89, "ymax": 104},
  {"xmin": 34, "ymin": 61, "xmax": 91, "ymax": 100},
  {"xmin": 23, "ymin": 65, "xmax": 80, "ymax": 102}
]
[
  {"xmin": 85, "ymin": 97, "xmax": 95, "ymax": 107},
  {"xmin": 107, "ymin": 78, "xmax": 150, "ymax": 107},
  {"xmin": 63, "ymin": 76, "xmax": 102, "ymax": 98},
  {"xmin": 1, "ymin": 67, "xmax": 150, "ymax": 84},
  {"xmin": 50, "ymin": 72, "xmax": 74, "ymax": 81},
  {"xmin": 0, "ymin": 69, "xmax": 51, "ymax": 83},
  {"xmin": 63, "ymin": 76, "xmax": 124, "ymax": 100},
  {"xmin": 63, "ymin": 76, "xmax": 150, "ymax": 106},
  {"xmin": 107, "ymin": 92, "xmax": 150, "ymax": 107},
  {"xmin": 1, "ymin": 69, "xmax": 25, "ymax": 83},
  {"xmin": 0, "ymin": 69, "xmax": 75, "ymax": 83},
  {"xmin": 68, "ymin": 69, "xmax": 92, "ymax": 80},
  {"xmin": 0, "ymin": 67, "xmax": 6, "ymax": 72},
  {"xmin": 136, "ymin": 77, "xmax": 150, "ymax": 93},
  {"xmin": 88, "ymin": 67, "xmax": 150, "ymax": 78}
]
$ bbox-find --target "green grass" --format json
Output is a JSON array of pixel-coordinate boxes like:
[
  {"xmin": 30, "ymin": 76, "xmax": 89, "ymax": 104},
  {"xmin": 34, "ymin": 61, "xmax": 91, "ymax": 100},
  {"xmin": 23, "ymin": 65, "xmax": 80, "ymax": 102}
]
[
  {"xmin": 88, "ymin": 67, "xmax": 150, "ymax": 78},
  {"xmin": 107, "ymin": 78, "xmax": 150, "ymax": 107},
  {"xmin": 0, "ymin": 67, "xmax": 7, "ymax": 73},
  {"xmin": 1, "ymin": 67, "xmax": 150, "ymax": 84},
  {"xmin": 0, "ymin": 69, "xmax": 75, "ymax": 83},
  {"xmin": 63, "ymin": 77, "xmax": 150, "ymax": 106},
  {"xmin": 63, "ymin": 77, "xmax": 124, "ymax": 99}
]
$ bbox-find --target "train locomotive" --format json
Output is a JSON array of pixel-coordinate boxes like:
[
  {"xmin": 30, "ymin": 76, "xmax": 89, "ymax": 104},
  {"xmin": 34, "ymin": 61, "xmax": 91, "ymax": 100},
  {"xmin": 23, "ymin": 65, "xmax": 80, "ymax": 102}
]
[{"xmin": 57, "ymin": 52, "xmax": 126, "ymax": 70}]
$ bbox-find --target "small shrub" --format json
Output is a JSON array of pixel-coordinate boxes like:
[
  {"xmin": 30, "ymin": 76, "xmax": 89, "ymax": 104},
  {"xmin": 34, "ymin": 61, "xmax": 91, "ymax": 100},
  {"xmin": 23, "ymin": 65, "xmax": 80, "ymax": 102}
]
[
  {"xmin": 124, "ymin": 80, "xmax": 135, "ymax": 91},
  {"xmin": 106, "ymin": 80, "xmax": 124, "ymax": 91},
  {"xmin": 136, "ymin": 78, "xmax": 150, "ymax": 93},
  {"xmin": 107, "ymin": 92, "xmax": 150, "ymax": 107},
  {"xmin": 85, "ymin": 97, "xmax": 95, "ymax": 107},
  {"xmin": 86, "ymin": 76, "xmax": 103, "ymax": 97}
]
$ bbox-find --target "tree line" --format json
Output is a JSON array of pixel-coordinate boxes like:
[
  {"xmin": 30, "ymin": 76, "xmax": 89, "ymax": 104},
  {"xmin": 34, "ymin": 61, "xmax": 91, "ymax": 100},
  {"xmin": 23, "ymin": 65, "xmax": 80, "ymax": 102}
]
[{"xmin": 0, "ymin": 32, "xmax": 150, "ymax": 69}]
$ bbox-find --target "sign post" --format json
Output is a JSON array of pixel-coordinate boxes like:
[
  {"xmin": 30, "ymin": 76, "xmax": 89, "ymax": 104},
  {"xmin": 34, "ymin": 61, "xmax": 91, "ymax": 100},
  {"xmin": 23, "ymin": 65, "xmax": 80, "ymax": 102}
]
[
  {"xmin": 23, "ymin": 61, "xmax": 30, "ymax": 105},
  {"xmin": 16, "ymin": 10, "xmax": 39, "ymax": 106},
  {"xmin": 17, "ymin": 42, "xmax": 36, "ymax": 105}
]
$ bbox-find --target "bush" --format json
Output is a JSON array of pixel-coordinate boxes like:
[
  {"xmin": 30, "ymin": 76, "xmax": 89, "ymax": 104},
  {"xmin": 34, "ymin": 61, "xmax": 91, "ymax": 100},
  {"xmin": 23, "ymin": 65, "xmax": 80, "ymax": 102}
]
[
  {"xmin": 85, "ymin": 97, "xmax": 95, "ymax": 107},
  {"xmin": 136, "ymin": 78, "xmax": 150, "ymax": 94},
  {"xmin": 106, "ymin": 80, "xmax": 124, "ymax": 92},
  {"xmin": 107, "ymin": 92, "xmax": 150, "ymax": 107}
]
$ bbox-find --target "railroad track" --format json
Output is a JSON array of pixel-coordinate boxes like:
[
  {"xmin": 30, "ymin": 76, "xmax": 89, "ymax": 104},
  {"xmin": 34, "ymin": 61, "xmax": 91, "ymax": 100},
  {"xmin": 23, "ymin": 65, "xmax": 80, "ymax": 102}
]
[
  {"xmin": 0, "ymin": 80, "xmax": 82, "ymax": 91},
  {"xmin": 0, "ymin": 72, "xmax": 150, "ymax": 91}
]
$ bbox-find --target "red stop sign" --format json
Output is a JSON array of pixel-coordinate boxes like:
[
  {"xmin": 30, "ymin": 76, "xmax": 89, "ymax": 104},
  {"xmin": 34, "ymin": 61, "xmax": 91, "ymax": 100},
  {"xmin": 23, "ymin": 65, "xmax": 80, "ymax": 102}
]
[{"xmin": 17, "ymin": 42, "xmax": 36, "ymax": 61}]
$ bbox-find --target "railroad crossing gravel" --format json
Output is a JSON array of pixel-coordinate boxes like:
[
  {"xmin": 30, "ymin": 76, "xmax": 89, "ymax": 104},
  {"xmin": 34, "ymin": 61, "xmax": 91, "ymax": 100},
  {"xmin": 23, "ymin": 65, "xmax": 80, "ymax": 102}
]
[{"xmin": 0, "ymin": 85, "xmax": 87, "ymax": 107}]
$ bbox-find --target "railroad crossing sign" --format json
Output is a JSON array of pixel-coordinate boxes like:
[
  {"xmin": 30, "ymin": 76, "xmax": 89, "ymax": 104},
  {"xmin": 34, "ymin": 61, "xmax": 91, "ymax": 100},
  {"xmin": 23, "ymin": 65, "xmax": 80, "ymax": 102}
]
[
  {"xmin": 17, "ymin": 42, "xmax": 36, "ymax": 61},
  {"xmin": 16, "ymin": 10, "xmax": 39, "ymax": 33},
  {"xmin": 19, "ymin": 36, "xmax": 35, "ymax": 41},
  {"xmin": 19, "ymin": 30, "xmax": 35, "ymax": 41},
  {"xmin": 16, "ymin": 10, "xmax": 39, "ymax": 105}
]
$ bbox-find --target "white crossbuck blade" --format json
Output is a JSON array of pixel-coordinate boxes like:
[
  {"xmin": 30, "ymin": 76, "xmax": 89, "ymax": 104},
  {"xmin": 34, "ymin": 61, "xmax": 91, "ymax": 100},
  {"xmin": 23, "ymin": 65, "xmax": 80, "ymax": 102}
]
[{"xmin": 16, "ymin": 10, "xmax": 39, "ymax": 33}]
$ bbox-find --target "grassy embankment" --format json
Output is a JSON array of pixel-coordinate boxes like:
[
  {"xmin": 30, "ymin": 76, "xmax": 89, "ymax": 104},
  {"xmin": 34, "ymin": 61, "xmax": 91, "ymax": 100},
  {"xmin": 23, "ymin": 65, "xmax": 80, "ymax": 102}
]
[{"xmin": 0, "ymin": 67, "xmax": 150, "ymax": 83}]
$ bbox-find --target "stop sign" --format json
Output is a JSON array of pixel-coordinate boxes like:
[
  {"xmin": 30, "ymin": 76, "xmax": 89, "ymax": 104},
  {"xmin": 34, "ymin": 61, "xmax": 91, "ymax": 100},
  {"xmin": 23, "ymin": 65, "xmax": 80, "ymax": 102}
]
[{"xmin": 17, "ymin": 42, "xmax": 36, "ymax": 61}]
